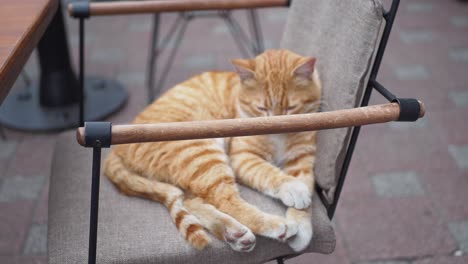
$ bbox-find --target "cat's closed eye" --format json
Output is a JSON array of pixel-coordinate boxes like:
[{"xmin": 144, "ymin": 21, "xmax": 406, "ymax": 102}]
[
  {"xmin": 287, "ymin": 105, "xmax": 298, "ymax": 111},
  {"xmin": 256, "ymin": 105, "xmax": 268, "ymax": 112}
]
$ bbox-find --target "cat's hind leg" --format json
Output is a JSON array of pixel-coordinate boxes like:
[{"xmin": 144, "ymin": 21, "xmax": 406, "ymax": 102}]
[
  {"xmin": 184, "ymin": 197, "xmax": 256, "ymax": 252},
  {"xmin": 165, "ymin": 138, "xmax": 298, "ymax": 243},
  {"xmin": 202, "ymin": 183, "xmax": 298, "ymax": 243},
  {"xmin": 103, "ymin": 151, "xmax": 211, "ymax": 250}
]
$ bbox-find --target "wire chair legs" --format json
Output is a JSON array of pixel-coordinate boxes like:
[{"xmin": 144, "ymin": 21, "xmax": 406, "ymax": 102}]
[
  {"xmin": 81, "ymin": 122, "xmax": 112, "ymax": 264},
  {"xmin": 88, "ymin": 145, "xmax": 102, "ymax": 264},
  {"xmin": 146, "ymin": 13, "xmax": 189, "ymax": 103},
  {"xmin": 146, "ymin": 10, "xmax": 265, "ymax": 102},
  {"xmin": 247, "ymin": 9, "xmax": 264, "ymax": 54}
]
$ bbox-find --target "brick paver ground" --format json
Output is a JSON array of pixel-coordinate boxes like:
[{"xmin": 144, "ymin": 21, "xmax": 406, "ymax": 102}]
[{"xmin": 0, "ymin": 0, "xmax": 467, "ymax": 263}]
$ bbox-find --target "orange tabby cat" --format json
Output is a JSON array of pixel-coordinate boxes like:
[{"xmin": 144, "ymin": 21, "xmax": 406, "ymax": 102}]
[{"xmin": 103, "ymin": 49, "xmax": 321, "ymax": 252}]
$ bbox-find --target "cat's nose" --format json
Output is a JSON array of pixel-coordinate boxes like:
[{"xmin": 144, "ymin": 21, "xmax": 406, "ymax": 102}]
[{"xmin": 272, "ymin": 108, "xmax": 284, "ymax": 116}]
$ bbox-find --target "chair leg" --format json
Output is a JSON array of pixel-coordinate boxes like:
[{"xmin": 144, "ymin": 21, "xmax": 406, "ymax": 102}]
[
  {"xmin": 155, "ymin": 15, "xmax": 189, "ymax": 95},
  {"xmin": 88, "ymin": 145, "xmax": 102, "ymax": 264},
  {"xmin": 146, "ymin": 13, "xmax": 160, "ymax": 103},
  {"xmin": 145, "ymin": 9, "xmax": 264, "ymax": 103},
  {"xmin": 247, "ymin": 9, "xmax": 264, "ymax": 54},
  {"xmin": 146, "ymin": 14, "xmax": 188, "ymax": 102},
  {"xmin": 222, "ymin": 12, "xmax": 254, "ymax": 58}
]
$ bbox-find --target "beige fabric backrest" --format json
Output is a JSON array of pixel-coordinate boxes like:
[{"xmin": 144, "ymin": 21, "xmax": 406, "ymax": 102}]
[{"xmin": 281, "ymin": 0, "xmax": 384, "ymax": 203}]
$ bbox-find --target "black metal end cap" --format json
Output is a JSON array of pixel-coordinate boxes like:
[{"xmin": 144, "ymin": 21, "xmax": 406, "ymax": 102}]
[
  {"xmin": 84, "ymin": 122, "xmax": 112, "ymax": 148},
  {"xmin": 286, "ymin": 0, "xmax": 293, "ymax": 7},
  {"xmin": 393, "ymin": 98, "xmax": 421, "ymax": 122},
  {"xmin": 70, "ymin": 1, "xmax": 90, "ymax": 18}
]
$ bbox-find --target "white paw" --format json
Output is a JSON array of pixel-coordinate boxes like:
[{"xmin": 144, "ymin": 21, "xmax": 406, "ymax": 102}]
[
  {"xmin": 287, "ymin": 219, "xmax": 313, "ymax": 252},
  {"xmin": 260, "ymin": 219, "xmax": 298, "ymax": 242},
  {"xmin": 278, "ymin": 180, "xmax": 312, "ymax": 209},
  {"xmin": 283, "ymin": 220, "xmax": 299, "ymax": 242},
  {"xmin": 224, "ymin": 226, "xmax": 256, "ymax": 252}
]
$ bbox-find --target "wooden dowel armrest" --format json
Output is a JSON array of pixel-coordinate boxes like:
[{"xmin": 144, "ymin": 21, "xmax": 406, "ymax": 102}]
[
  {"xmin": 76, "ymin": 101, "xmax": 425, "ymax": 146},
  {"xmin": 69, "ymin": 0, "xmax": 289, "ymax": 17}
]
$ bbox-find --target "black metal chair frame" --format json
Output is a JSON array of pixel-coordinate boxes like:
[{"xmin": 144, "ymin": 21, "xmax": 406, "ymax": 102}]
[{"xmin": 70, "ymin": 0, "xmax": 420, "ymax": 263}]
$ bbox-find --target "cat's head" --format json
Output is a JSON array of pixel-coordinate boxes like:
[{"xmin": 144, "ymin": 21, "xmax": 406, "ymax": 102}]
[{"xmin": 232, "ymin": 49, "xmax": 321, "ymax": 117}]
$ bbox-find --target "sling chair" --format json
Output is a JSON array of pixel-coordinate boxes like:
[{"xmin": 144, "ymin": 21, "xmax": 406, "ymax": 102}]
[{"xmin": 48, "ymin": 0, "xmax": 425, "ymax": 263}]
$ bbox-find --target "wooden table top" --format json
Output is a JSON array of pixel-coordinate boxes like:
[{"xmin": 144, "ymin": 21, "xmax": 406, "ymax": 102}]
[{"xmin": 0, "ymin": 0, "xmax": 58, "ymax": 104}]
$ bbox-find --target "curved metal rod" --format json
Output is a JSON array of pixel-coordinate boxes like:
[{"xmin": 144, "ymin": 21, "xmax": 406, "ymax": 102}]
[{"xmin": 76, "ymin": 101, "xmax": 425, "ymax": 146}]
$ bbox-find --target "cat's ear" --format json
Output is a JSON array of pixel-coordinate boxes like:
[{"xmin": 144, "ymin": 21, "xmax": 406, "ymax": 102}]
[
  {"xmin": 293, "ymin": 57, "xmax": 316, "ymax": 80},
  {"xmin": 231, "ymin": 59, "xmax": 255, "ymax": 83}
]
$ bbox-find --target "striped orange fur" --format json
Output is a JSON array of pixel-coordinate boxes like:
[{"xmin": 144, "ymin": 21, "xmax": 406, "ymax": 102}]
[{"xmin": 103, "ymin": 49, "xmax": 321, "ymax": 252}]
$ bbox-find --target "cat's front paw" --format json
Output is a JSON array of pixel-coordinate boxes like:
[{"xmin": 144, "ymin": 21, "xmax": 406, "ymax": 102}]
[
  {"xmin": 287, "ymin": 219, "xmax": 313, "ymax": 252},
  {"xmin": 261, "ymin": 218, "xmax": 298, "ymax": 242},
  {"xmin": 278, "ymin": 180, "xmax": 311, "ymax": 209}
]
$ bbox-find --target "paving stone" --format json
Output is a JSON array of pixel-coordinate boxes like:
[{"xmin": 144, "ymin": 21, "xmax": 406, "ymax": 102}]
[
  {"xmin": 117, "ymin": 72, "xmax": 145, "ymax": 86},
  {"xmin": 6, "ymin": 136, "xmax": 56, "ymax": 177},
  {"xmin": 212, "ymin": 24, "xmax": 229, "ymax": 35},
  {"xmin": 128, "ymin": 19, "xmax": 152, "ymax": 32},
  {"xmin": 355, "ymin": 261, "xmax": 410, "ymax": 264},
  {"xmin": 449, "ymin": 221, "xmax": 468, "ymax": 252},
  {"xmin": 449, "ymin": 49, "xmax": 468, "ymax": 62},
  {"xmin": 265, "ymin": 9, "xmax": 289, "ymax": 23},
  {"xmin": 183, "ymin": 55, "xmax": 215, "ymax": 69},
  {"xmin": 388, "ymin": 118, "xmax": 428, "ymax": 129},
  {"xmin": 406, "ymin": 3, "xmax": 433, "ymax": 13},
  {"xmin": 351, "ymin": 128, "xmax": 458, "ymax": 174},
  {"xmin": 263, "ymin": 38, "xmax": 277, "ymax": 49},
  {"xmin": 0, "ymin": 160, "xmax": 8, "ymax": 179},
  {"xmin": 414, "ymin": 256, "xmax": 468, "ymax": 264},
  {"xmin": 89, "ymin": 48, "xmax": 126, "ymax": 63},
  {"xmin": 0, "ymin": 256, "xmax": 47, "ymax": 264},
  {"xmin": 33, "ymin": 181, "xmax": 49, "ymax": 224},
  {"xmin": 448, "ymin": 91, "xmax": 468, "ymax": 108},
  {"xmin": 399, "ymin": 31, "xmax": 434, "ymax": 44},
  {"xmin": 336, "ymin": 196, "xmax": 456, "ymax": 261},
  {"xmin": 424, "ymin": 169, "xmax": 468, "ymax": 222},
  {"xmin": 451, "ymin": 16, "xmax": 468, "ymax": 28},
  {"xmin": 429, "ymin": 110, "xmax": 468, "ymax": 145},
  {"xmin": 0, "ymin": 201, "xmax": 34, "ymax": 254},
  {"xmin": 0, "ymin": 140, "xmax": 17, "ymax": 160},
  {"xmin": 371, "ymin": 171, "xmax": 424, "ymax": 198},
  {"xmin": 448, "ymin": 145, "xmax": 468, "ymax": 170},
  {"xmin": 22, "ymin": 224, "xmax": 47, "ymax": 256},
  {"xmin": 0, "ymin": 176, "xmax": 45, "ymax": 202},
  {"xmin": 393, "ymin": 65, "xmax": 429, "ymax": 81}
]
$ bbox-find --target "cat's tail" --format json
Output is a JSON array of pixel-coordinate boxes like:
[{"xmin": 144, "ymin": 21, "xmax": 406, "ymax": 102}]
[{"xmin": 103, "ymin": 151, "xmax": 211, "ymax": 250}]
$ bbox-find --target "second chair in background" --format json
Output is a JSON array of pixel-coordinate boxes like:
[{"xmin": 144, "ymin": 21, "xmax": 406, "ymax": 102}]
[{"xmin": 146, "ymin": 10, "xmax": 264, "ymax": 102}]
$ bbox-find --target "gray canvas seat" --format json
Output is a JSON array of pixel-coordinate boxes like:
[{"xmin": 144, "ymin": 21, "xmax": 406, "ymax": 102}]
[
  {"xmin": 48, "ymin": 135, "xmax": 335, "ymax": 264},
  {"xmin": 48, "ymin": 0, "xmax": 384, "ymax": 263}
]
